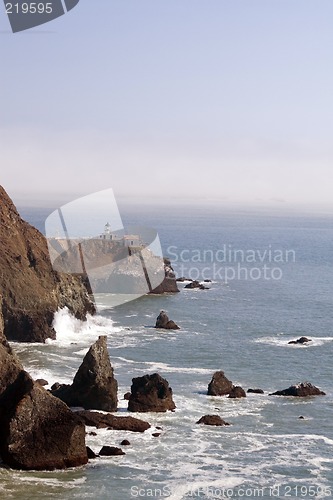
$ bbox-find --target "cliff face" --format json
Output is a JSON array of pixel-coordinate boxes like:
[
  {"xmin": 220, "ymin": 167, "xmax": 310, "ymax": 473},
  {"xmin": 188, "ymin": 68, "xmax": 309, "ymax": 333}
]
[{"xmin": 0, "ymin": 186, "xmax": 95, "ymax": 342}]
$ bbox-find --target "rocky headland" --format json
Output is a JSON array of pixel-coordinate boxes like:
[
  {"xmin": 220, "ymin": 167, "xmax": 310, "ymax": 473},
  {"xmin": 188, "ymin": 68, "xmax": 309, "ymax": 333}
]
[{"xmin": 0, "ymin": 186, "xmax": 95, "ymax": 342}]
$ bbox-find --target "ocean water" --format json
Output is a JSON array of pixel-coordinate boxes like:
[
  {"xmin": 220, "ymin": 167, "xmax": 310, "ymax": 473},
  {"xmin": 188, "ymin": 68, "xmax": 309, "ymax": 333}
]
[{"xmin": 1, "ymin": 204, "xmax": 333, "ymax": 500}]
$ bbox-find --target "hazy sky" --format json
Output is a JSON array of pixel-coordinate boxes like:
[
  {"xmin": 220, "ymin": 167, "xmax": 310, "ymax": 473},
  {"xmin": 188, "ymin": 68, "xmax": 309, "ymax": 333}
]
[{"xmin": 1, "ymin": 1, "xmax": 333, "ymax": 208}]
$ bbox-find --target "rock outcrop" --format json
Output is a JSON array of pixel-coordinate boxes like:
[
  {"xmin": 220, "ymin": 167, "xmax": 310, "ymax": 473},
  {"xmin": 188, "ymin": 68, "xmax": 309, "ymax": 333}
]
[
  {"xmin": 0, "ymin": 186, "xmax": 95, "ymax": 342},
  {"xmin": 288, "ymin": 336, "xmax": 312, "ymax": 345},
  {"xmin": 51, "ymin": 336, "xmax": 118, "ymax": 411},
  {"xmin": 155, "ymin": 310, "xmax": 180, "ymax": 330},
  {"xmin": 270, "ymin": 382, "xmax": 326, "ymax": 397},
  {"xmin": 208, "ymin": 371, "xmax": 233, "ymax": 396},
  {"xmin": 99, "ymin": 446, "xmax": 125, "ymax": 456},
  {"xmin": 128, "ymin": 373, "xmax": 176, "ymax": 412},
  {"xmin": 76, "ymin": 410, "xmax": 150, "ymax": 432},
  {"xmin": 0, "ymin": 360, "xmax": 87, "ymax": 470},
  {"xmin": 196, "ymin": 415, "xmax": 230, "ymax": 426},
  {"xmin": 150, "ymin": 258, "xmax": 179, "ymax": 294},
  {"xmin": 247, "ymin": 388, "xmax": 264, "ymax": 394},
  {"xmin": 184, "ymin": 280, "xmax": 209, "ymax": 290}
]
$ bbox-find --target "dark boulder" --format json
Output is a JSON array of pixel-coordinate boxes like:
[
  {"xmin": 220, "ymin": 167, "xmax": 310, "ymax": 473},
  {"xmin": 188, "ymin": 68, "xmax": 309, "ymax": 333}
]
[
  {"xmin": 247, "ymin": 388, "xmax": 264, "ymax": 394},
  {"xmin": 128, "ymin": 373, "xmax": 176, "ymax": 412},
  {"xmin": 155, "ymin": 311, "xmax": 180, "ymax": 330},
  {"xmin": 120, "ymin": 439, "xmax": 131, "ymax": 446},
  {"xmin": 0, "ymin": 371, "xmax": 87, "ymax": 470},
  {"xmin": 184, "ymin": 280, "xmax": 208, "ymax": 289},
  {"xmin": 270, "ymin": 382, "xmax": 326, "ymax": 397},
  {"xmin": 196, "ymin": 415, "xmax": 230, "ymax": 426},
  {"xmin": 288, "ymin": 336, "xmax": 312, "ymax": 345},
  {"xmin": 99, "ymin": 446, "xmax": 125, "ymax": 456},
  {"xmin": 208, "ymin": 371, "xmax": 233, "ymax": 396},
  {"xmin": 35, "ymin": 379, "xmax": 49, "ymax": 386},
  {"xmin": 228, "ymin": 386, "xmax": 246, "ymax": 398},
  {"xmin": 76, "ymin": 410, "xmax": 150, "ymax": 432},
  {"xmin": 152, "ymin": 433, "xmax": 161, "ymax": 437},
  {"xmin": 52, "ymin": 336, "xmax": 118, "ymax": 411},
  {"xmin": 124, "ymin": 392, "xmax": 131, "ymax": 400}
]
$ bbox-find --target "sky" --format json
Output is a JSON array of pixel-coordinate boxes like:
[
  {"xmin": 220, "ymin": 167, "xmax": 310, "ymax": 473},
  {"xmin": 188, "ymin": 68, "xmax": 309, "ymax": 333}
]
[{"xmin": 1, "ymin": 0, "xmax": 333, "ymax": 209}]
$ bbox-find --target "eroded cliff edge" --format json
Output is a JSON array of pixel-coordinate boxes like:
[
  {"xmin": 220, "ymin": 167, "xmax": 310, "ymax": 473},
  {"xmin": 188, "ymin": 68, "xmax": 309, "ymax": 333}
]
[{"xmin": 0, "ymin": 186, "xmax": 95, "ymax": 342}]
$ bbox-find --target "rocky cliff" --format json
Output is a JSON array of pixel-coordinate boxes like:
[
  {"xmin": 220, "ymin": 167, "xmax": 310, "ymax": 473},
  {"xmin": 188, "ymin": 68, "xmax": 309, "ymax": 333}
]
[{"xmin": 0, "ymin": 186, "xmax": 95, "ymax": 342}]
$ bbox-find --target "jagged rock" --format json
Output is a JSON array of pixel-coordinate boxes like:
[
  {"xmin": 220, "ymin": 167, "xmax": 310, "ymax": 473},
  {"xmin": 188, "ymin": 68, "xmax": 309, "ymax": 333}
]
[
  {"xmin": 150, "ymin": 258, "xmax": 179, "ymax": 294},
  {"xmin": 247, "ymin": 388, "xmax": 264, "ymax": 394},
  {"xmin": 208, "ymin": 371, "xmax": 233, "ymax": 396},
  {"xmin": 99, "ymin": 446, "xmax": 125, "ymax": 456},
  {"xmin": 270, "ymin": 382, "xmax": 326, "ymax": 397},
  {"xmin": 76, "ymin": 410, "xmax": 151, "ymax": 432},
  {"xmin": 35, "ymin": 379, "xmax": 49, "ymax": 386},
  {"xmin": 51, "ymin": 336, "xmax": 118, "ymax": 411},
  {"xmin": 128, "ymin": 373, "xmax": 176, "ymax": 412},
  {"xmin": 155, "ymin": 311, "xmax": 180, "ymax": 330},
  {"xmin": 86, "ymin": 446, "xmax": 98, "ymax": 459},
  {"xmin": 0, "ymin": 371, "xmax": 87, "ymax": 470},
  {"xmin": 184, "ymin": 280, "xmax": 209, "ymax": 290},
  {"xmin": 0, "ymin": 186, "xmax": 95, "ymax": 342},
  {"xmin": 196, "ymin": 415, "xmax": 230, "ymax": 426},
  {"xmin": 288, "ymin": 336, "xmax": 312, "ymax": 345},
  {"xmin": 228, "ymin": 386, "xmax": 246, "ymax": 398},
  {"xmin": 176, "ymin": 277, "xmax": 192, "ymax": 282}
]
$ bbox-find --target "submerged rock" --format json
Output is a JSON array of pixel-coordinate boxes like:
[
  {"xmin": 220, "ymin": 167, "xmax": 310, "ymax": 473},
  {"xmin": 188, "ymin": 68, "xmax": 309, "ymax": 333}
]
[
  {"xmin": 208, "ymin": 371, "xmax": 233, "ymax": 396},
  {"xmin": 51, "ymin": 336, "xmax": 118, "ymax": 411},
  {"xmin": 288, "ymin": 336, "xmax": 312, "ymax": 345},
  {"xmin": 128, "ymin": 373, "xmax": 176, "ymax": 412},
  {"xmin": 184, "ymin": 280, "xmax": 209, "ymax": 290},
  {"xmin": 155, "ymin": 311, "xmax": 180, "ymax": 330},
  {"xmin": 196, "ymin": 415, "xmax": 230, "ymax": 426},
  {"xmin": 247, "ymin": 388, "xmax": 264, "ymax": 394},
  {"xmin": 99, "ymin": 446, "xmax": 125, "ymax": 456},
  {"xmin": 0, "ymin": 185, "xmax": 95, "ymax": 343},
  {"xmin": 76, "ymin": 410, "xmax": 150, "ymax": 432},
  {"xmin": 270, "ymin": 382, "xmax": 326, "ymax": 397}
]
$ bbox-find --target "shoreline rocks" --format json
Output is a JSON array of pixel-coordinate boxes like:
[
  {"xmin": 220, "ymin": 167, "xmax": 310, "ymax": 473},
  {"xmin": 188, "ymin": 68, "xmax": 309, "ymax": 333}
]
[
  {"xmin": 155, "ymin": 311, "xmax": 180, "ymax": 330},
  {"xmin": 128, "ymin": 373, "xmax": 176, "ymax": 412},
  {"xmin": 51, "ymin": 336, "xmax": 118, "ymax": 411}
]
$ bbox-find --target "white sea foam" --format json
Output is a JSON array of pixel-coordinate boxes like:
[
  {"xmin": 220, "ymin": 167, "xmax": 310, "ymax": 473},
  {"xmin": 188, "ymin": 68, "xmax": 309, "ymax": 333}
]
[
  {"xmin": 254, "ymin": 335, "xmax": 333, "ymax": 348},
  {"xmin": 49, "ymin": 308, "xmax": 117, "ymax": 347}
]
